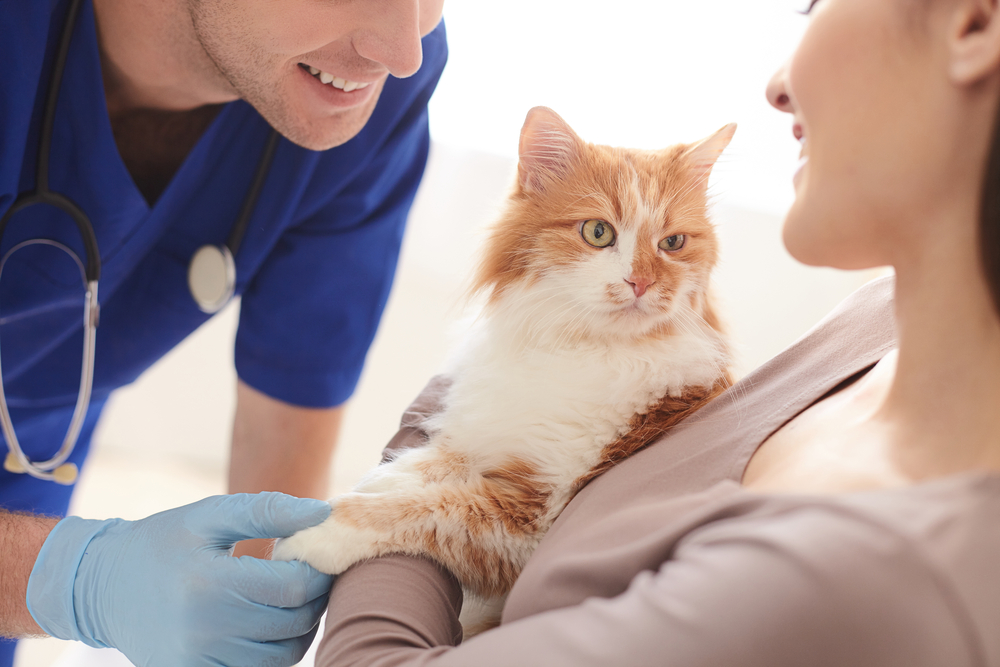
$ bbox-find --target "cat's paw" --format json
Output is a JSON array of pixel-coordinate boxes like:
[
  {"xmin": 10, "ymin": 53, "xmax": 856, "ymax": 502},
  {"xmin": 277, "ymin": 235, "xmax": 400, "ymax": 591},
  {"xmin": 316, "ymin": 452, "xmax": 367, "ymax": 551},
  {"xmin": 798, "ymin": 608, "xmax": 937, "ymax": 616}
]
[{"xmin": 271, "ymin": 507, "xmax": 385, "ymax": 575}]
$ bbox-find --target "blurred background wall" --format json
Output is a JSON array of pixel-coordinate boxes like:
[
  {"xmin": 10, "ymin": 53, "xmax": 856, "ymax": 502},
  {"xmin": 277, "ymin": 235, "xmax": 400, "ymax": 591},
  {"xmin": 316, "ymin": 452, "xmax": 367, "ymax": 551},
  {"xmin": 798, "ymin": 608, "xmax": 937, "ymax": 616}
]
[{"xmin": 16, "ymin": 2, "xmax": 887, "ymax": 665}]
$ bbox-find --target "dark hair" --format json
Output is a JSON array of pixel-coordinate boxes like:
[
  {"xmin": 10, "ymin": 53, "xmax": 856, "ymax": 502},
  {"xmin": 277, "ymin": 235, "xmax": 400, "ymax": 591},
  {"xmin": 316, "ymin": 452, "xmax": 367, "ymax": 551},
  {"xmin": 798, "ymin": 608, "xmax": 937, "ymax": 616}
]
[{"xmin": 981, "ymin": 114, "xmax": 1000, "ymax": 316}]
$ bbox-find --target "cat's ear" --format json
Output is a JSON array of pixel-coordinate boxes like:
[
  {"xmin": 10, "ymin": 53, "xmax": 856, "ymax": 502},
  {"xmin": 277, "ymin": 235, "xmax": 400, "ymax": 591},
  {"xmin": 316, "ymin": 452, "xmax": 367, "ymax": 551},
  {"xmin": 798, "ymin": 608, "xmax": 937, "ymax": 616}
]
[
  {"xmin": 517, "ymin": 107, "xmax": 583, "ymax": 193},
  {"xmin": 683, "ymin": 123, "xmax": 737, "ymax": 185}
]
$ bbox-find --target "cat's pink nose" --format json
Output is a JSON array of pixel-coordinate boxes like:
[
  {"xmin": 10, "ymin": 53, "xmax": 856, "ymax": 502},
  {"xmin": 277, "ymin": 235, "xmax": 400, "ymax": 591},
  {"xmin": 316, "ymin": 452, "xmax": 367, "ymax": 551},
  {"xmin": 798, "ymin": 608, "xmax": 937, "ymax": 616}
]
[{"xmin": 625, "ymin": 276, "xmax": 654, "ymax": 298}]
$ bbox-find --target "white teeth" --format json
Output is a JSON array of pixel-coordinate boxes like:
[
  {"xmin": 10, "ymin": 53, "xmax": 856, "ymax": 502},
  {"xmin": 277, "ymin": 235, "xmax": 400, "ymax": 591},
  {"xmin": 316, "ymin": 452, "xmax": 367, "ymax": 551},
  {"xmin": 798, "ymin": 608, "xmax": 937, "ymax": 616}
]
[{"xmin": 304, "ymin": 64, "xmax": 371, "ymax": 92}]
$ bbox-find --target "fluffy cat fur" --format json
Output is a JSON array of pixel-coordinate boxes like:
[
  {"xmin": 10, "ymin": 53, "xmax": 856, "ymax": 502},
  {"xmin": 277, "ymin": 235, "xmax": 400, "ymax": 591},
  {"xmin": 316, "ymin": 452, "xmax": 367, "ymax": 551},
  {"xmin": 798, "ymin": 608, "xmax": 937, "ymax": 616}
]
[{"xmin": 273, "ymin": 107, "xmax": 736, "ymax": 631}]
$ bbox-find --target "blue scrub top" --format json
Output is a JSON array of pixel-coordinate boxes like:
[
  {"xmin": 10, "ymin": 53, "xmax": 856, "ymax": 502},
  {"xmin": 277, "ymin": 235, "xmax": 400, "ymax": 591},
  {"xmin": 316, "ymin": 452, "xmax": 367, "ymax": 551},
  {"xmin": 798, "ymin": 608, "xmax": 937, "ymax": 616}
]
[{"xmin": 0, "ymin": 0, "xmax": 448, "ymax": 520}]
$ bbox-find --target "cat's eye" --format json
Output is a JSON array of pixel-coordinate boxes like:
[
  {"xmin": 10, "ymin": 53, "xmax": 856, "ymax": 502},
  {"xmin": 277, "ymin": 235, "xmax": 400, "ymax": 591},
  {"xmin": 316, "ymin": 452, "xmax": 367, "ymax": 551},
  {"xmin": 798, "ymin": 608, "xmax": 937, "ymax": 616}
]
[
  {"xmin": 580, "ymin": 219, "xmax": 616, "ymax": 248},
  {"xmin": 659, "ymin": 235, "xmax": 686, "ymax": 252}
]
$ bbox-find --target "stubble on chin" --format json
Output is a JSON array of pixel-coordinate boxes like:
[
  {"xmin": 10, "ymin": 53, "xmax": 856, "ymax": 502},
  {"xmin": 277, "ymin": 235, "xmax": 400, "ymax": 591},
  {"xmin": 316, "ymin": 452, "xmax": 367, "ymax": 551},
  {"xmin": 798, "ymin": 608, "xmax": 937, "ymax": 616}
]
[
  {"xmin": 186, "ymin": 0, "xmax": 384, "ymax": 151},
  {"xmin": 274, "ymin": 81, "xmax": 386, "ymax": 151}
]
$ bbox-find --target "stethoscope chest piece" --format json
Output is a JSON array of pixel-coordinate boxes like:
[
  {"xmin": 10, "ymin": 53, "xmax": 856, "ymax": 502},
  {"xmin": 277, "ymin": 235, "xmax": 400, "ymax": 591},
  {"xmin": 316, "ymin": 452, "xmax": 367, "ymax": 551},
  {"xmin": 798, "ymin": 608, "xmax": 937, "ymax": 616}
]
[
  {"xmin": 188, "ymin": 244, "xmax": 235, "ymax": 314},
  {"xmin": 185, "ymin": 127, "xmax": 280, "ymax": 315}
]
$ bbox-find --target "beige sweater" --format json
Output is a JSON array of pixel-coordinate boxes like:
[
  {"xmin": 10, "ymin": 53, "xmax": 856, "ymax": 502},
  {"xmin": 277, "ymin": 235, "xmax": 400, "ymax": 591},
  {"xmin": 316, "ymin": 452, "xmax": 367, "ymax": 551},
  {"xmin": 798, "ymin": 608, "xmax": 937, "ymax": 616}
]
[{"xmin": 316, "ymin": 276, "xmax": 1000, "ymax": 667}]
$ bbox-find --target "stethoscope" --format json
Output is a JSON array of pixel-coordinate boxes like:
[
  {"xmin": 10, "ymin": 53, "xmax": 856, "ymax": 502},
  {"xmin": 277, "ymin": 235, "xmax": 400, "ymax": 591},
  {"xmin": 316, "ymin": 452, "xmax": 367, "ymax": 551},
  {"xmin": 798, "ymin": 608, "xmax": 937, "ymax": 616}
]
[{"xmin": 0, "ymin": 0, "xmax": 278, "ymax": 484}]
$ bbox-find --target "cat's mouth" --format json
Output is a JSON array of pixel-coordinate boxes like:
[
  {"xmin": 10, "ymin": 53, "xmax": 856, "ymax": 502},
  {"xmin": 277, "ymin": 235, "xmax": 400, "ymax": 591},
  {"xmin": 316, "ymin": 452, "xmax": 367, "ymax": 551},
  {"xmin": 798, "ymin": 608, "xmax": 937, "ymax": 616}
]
[
  {"xmin": 297, "ymin": 63, "xmax": 373, "ymax": 93},
  {"xmin": 614, "ymin": 298, "xmax": 655, "ymax": 317}
]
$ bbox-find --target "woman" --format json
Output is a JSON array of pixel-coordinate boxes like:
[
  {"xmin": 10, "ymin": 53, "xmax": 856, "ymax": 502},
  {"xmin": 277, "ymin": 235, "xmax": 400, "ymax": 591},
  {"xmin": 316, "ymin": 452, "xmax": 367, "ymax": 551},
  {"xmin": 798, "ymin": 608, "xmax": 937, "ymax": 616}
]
[{"xmin": 312, "ymin": 0, "xmax": 1000, "ymax": 663}]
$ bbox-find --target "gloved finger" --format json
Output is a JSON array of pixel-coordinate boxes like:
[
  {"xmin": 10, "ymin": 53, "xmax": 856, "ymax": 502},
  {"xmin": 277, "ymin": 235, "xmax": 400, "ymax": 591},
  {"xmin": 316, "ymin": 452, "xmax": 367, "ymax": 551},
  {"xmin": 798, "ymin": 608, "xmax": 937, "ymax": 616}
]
[
  {"xmin": 185, "ymin": 493, "xmax": 332, "ymax": 545},
  {"xmin": 241, "ymin": 593, "xmax": 329, "ymax": 642},
  {"xmin": 226, "ymin": 556, "xmax": 334, "ymax": 608},
  {"xmin": 218, "ymin": 624, "xmax": 322, "ymax": 667}
]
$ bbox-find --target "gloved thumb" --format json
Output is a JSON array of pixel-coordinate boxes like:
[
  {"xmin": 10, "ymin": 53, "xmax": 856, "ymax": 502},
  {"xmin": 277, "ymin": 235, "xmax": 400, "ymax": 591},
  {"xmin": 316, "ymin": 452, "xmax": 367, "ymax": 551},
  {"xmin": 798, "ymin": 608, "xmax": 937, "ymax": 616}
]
[{"xmin": 184, "ymin": 493, "xmax": 331, "ymax": 545}]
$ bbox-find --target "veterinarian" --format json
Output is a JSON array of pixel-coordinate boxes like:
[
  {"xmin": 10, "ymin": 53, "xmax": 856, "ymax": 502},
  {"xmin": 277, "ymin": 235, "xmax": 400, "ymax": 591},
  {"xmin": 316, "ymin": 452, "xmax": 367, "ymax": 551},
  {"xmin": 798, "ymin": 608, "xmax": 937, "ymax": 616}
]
[{"xmin": 0, "ymin": 0, "xmax": 446, "ymax": 664}]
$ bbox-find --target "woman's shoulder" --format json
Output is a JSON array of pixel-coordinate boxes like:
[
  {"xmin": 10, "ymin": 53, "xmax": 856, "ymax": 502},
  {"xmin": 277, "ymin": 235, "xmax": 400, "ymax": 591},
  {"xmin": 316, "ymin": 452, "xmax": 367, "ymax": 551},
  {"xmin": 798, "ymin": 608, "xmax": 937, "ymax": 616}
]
[
  {"xmin": 674, "ymin": 474, "xmax": 1000, "ymax": 664},
  {"xmin": 513, "ymin": 473, "xmax": 1000, "ymax": 663}
]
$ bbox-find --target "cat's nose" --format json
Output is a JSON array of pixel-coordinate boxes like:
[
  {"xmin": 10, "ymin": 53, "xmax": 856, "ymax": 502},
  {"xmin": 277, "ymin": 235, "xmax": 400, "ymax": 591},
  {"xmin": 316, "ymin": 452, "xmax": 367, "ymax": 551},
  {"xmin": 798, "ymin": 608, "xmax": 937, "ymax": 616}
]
[{"xmin": 625, "ymin": 276, "xmax": 654, "ymax": 298}]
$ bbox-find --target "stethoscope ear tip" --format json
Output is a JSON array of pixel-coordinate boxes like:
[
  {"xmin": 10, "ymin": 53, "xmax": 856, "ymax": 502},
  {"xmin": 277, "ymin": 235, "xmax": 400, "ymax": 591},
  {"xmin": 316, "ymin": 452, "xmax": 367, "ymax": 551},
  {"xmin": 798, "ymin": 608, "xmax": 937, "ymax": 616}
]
[
  {"xmin": 52, "ymin": 463, "xmax": 79, "ymax": 485},
  {"xmin": 3, "ymin": 451, "xmax": 23, "ymax": 474},
  {"xmin": 4, "ymin": 452, "xmax": 79, "ymax": 485}
]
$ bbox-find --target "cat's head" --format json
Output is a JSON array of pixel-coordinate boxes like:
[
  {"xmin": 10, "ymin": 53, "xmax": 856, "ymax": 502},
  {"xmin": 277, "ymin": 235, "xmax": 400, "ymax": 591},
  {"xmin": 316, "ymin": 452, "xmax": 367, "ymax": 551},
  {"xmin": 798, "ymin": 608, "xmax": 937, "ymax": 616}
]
[{"xmin": 472, "ymin": 107, "xmax": 735, "ymax": 344}]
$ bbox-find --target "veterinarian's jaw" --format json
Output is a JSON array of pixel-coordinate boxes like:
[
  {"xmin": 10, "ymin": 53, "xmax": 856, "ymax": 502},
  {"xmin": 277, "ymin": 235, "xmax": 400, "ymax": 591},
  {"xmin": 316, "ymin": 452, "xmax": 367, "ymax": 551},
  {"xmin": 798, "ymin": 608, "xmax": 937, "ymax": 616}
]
[{"xmin": 186, "ymin": 0, "xmax": 445, "ymax": 151}]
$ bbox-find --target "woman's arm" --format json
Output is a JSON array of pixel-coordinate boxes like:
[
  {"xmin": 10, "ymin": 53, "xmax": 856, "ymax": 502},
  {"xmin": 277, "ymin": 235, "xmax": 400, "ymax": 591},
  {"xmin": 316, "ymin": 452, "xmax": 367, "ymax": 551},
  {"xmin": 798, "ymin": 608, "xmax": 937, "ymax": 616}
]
[{"xmin": 316, "ymin": 507, "xmax": 978, "ymax": 667}]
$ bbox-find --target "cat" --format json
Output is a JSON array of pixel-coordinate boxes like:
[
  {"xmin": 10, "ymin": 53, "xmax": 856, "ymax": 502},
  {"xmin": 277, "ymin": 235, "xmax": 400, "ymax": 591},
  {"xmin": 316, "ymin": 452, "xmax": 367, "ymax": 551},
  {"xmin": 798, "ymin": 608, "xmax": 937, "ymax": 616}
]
[{"xmin": 272, "ymin": 106, "xmax": 736, "ymax": 632}]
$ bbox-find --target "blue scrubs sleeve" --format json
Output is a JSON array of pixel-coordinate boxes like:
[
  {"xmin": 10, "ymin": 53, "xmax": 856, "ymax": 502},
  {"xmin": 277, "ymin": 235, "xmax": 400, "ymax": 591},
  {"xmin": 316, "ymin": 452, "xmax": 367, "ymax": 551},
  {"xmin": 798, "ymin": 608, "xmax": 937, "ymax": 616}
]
[{"xmin": 234, "ymin": 74, "xmax": 439, "ymax": 408}]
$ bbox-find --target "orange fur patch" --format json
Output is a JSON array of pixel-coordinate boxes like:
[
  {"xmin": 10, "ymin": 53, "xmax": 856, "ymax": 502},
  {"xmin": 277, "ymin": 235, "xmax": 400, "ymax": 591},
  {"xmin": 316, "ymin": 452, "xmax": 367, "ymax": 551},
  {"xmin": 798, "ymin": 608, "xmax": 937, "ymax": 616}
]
[
  {"xmin": 416, "ymin": 448, "xmax": 471, "ymax": 483},
  {"xmin": 575, "ymin": 375, "xmax": 733, "ymax": 490},
  {"xmin": 334, "ymin": 457, "xmax": 550, "ymax": 597}
]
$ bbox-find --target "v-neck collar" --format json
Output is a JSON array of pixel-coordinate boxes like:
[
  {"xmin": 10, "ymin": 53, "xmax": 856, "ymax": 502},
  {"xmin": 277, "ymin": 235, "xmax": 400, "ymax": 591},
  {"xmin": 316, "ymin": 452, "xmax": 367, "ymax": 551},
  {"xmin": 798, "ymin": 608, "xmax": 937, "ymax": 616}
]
[
  {"xmin": 721, "ymin": 277, "xmax": 898, "ymax": 482},
  {"xmin": 54, "ymin": 0, "xmax": 240, "ymax": 276}
]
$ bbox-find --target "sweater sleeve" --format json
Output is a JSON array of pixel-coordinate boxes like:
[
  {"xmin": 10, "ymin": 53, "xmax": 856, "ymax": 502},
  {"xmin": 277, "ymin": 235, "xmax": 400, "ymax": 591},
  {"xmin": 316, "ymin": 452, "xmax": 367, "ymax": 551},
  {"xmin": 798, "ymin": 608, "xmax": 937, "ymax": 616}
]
[
  {"xmin": 315, "ymin": 505, "xmax": 979, "ymax": 667},
  {"xmin": 380, "ymin": 375, "xmax": 451, "ymax": 462}
]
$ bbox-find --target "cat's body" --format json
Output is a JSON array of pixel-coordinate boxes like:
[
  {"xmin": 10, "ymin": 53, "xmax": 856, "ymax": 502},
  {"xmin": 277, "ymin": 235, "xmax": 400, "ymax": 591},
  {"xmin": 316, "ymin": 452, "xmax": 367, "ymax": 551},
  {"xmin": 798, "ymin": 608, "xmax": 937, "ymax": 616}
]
[{"xmin": 273, "ymin": 108, "xmax": 736, "ymax": 629}]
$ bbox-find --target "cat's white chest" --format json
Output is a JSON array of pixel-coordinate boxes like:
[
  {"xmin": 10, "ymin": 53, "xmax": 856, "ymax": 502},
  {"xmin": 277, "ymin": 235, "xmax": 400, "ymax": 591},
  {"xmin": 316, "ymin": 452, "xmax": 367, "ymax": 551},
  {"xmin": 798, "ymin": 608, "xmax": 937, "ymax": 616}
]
[{"xmin": 432, "ymin": 316, "xmax": 726, "ymax": 475}]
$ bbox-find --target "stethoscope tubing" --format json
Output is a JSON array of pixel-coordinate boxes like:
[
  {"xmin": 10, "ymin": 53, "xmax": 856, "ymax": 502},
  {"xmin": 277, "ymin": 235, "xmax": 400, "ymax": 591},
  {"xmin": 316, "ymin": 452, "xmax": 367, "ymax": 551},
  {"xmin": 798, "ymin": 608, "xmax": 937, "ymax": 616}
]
[
  {"xmin": 0, "ymin": 240, "xmax": 97, "ymax": 479},
  {"xmin": 0, "ymin": 190, "xmax": 101, "ymax": 282},
  {"xmin": 228, "ymin": 129, "xmax": 279, "ymax": 256},
  {"xmin": 0, "ymin": 0, "xmax": 277, "ymax": 481},
  {"xmin": 0, "ymin": 0, "xmax": 96, "ymax": 483}
]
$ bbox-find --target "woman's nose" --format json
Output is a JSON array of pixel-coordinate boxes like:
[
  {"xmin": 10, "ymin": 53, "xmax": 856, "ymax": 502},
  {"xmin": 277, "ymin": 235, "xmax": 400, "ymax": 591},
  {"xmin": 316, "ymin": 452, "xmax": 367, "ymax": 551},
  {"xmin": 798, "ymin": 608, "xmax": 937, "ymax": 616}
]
[{"xmin": 766, "ymin": 65, "xmax": 794, "ymax": 113}]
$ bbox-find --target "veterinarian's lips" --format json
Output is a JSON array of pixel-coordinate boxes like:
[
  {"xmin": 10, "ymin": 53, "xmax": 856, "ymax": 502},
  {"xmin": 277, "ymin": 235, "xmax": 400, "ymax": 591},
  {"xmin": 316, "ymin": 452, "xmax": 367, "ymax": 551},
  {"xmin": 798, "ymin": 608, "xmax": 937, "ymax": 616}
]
[{"xmin": 299, "ymin": 64, "xmax": 372, "ymax": 92}]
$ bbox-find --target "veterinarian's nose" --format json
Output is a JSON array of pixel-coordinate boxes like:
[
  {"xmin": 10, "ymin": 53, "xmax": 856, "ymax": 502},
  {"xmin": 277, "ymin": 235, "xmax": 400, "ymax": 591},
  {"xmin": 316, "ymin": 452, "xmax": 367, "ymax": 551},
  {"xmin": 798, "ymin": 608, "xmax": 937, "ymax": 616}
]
[{"xmin": 626, "ymin": 276, "xmax": 654, "ymax": 298}]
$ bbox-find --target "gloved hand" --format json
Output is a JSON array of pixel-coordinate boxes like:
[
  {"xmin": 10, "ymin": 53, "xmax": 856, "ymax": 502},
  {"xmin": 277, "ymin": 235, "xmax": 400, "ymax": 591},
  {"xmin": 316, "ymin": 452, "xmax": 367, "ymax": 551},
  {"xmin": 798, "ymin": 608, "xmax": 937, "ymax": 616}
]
[{"xmin": 26, "ymin": 493, "xmax": 333, "ymax": 667}]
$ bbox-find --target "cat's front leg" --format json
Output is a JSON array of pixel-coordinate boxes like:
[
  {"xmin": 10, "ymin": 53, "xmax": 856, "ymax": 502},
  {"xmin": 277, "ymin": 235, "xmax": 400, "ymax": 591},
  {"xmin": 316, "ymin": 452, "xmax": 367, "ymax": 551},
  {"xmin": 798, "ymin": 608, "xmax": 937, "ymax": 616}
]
[{"xmin": 271, "ymin": 494, "xmax": 390, "ymax": 575}]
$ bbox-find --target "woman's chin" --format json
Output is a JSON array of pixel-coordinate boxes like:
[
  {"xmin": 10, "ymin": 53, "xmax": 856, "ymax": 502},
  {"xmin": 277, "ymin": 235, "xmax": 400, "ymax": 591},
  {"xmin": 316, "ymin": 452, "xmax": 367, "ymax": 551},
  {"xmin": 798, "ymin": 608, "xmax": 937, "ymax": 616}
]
[
  {"xmin": 781, "ymin": 199, "xmax": 846, "ymax": 268},
  {"xmin": 781, "ymin": 213, "xmax": 888, "ymax": 271}
]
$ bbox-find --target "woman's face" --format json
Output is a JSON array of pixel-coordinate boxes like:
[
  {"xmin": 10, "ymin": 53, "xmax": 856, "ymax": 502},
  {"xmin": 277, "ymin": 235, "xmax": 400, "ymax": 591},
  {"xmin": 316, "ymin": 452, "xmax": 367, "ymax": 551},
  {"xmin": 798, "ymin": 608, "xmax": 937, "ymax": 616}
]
[{"xmin": 768, "ymin": 0, "xmax": 977, "ymax": 270}]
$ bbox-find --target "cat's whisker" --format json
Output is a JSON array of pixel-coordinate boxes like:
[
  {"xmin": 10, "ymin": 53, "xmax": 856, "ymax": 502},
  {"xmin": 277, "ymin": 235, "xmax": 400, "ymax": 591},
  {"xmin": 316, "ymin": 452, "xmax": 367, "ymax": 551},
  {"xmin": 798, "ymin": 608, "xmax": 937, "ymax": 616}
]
[
  {"xmin": 725, "ymin": 374, "xmax": 751, "ymax": 428},
  {"xmin": 552, "ymin": 301, "xmax": 603, "ymax": 350},
  {"xmin": 667, "ymin": 304, "xmax": 707, "ymax": 342},
  {"xmin": 500, "ymin": 293, "xmax": 583, "ymax": 355},
  {"xmin": 534, "ymin": 300, "xmax": 591, "ymax": 350}
]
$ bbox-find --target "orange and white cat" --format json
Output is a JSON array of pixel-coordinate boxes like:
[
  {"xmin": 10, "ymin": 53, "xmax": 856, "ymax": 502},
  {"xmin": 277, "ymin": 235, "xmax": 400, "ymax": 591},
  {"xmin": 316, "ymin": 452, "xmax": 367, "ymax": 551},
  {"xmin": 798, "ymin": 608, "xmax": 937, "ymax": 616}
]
[{"xmin": 273, "ymin": 107, "xmax": 736, "ymax": 629}]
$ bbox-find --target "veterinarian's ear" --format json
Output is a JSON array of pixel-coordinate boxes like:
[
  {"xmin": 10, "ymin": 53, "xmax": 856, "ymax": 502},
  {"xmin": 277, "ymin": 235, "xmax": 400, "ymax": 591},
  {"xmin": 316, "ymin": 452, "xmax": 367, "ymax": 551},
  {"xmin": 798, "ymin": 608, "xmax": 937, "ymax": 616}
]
[
  {"xmin": 518, "ymin": 107, "xmax": 584, "ymax": 193},
  {"xmin": 684, "ymin": 123, "xmax": 737, "ymax": 186},
  {"xmin": 948, "ymin": 0, "xmax": 1000, "ymax": 85}
]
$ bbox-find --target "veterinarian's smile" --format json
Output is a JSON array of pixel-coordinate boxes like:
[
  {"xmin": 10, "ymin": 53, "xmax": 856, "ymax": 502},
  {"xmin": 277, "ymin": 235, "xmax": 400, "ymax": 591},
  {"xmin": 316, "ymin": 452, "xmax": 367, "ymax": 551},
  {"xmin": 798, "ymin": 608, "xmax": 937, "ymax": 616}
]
[
  {"xmin": 298, "ymin": 63, "xmax": 373, "ymax": 92},
  {"xmin": 294, "ymin": 61, "xmax": 383, "ymax": 114}
]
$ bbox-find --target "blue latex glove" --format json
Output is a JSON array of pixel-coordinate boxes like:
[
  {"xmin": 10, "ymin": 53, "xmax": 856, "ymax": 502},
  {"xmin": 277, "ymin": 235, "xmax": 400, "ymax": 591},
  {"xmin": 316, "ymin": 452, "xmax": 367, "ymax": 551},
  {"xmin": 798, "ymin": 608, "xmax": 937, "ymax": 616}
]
[{"xmin": 26, "ymin": 493, "xmax": 333, "ymax": 667}]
